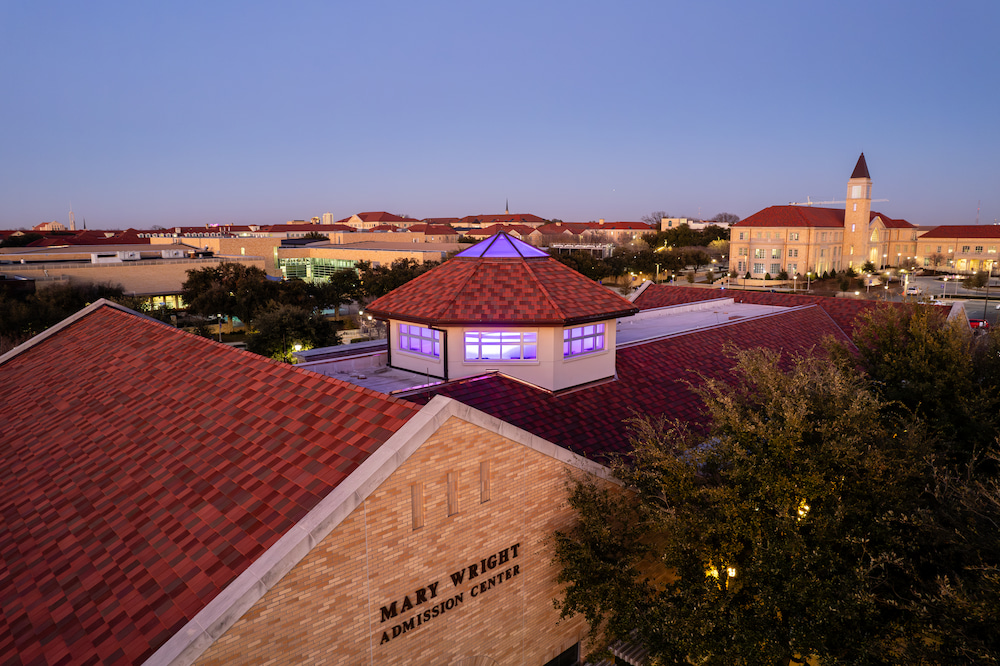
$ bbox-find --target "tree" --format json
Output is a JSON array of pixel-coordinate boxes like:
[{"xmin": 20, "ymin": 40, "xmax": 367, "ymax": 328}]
[
  {"xmin": 355, "ymin": 258, "xmax": 439, "ymax": 301},
  {"xmin": 181, "ymin": 263, "xmax": 276, "ymax": 325},
  {"xmin": 829, "ymin": 303, "xmax": 1000, "ymax": 463},
  {"xmin": 963, "ymin": 270, "xmax": 989, "ymax": 290},
  {"xmin": 861, "ymin": 260, "xmax": 877, "ymax": 274},
  {"xmin": 245, "ymin": 302, "xmax": 339, "ymax": 361},
  {"xmin": 301, "ymin": 231, "xmax": 328, "ymax": 241},
  {"xmin": 641, "ymin": 211, "xmax": 670, "ymax": 226},
  {"xmin": 711, "ymin": 212, "xmax": 740, "ymax": 226},
  {"xmin": 929, "ymin": 253, "xmax": 947, "ymax": 269},
  {"xmin": 0, "ymin": 232, "xmax": 43, "ymax": 247},
  {"xmin": 555, "ymin": 349, "xmax": 932, "ymax": 664}
]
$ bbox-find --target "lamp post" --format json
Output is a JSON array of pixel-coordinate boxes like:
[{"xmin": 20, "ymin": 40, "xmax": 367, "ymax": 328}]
[
  {"xmin": 806, "ymin": 271, "xmax": 811, "ymax": 291},
  {"xmin": 217, "ymin": 314, "xmax": 223, "ymax": 342},
  {"xmin": 984, "ymin": 261, "xmax": 994, "ymax": 318},
  {"xmin": 865, "ymin": 274, "xmax": 871, "ymax": 295},
  {"xmin": 655, "ymin": 263, "xmax": 660, "ymax": 284},
  {"xmin": 793, "ymin": 274, "xmax": 797, "ymax": 293}
]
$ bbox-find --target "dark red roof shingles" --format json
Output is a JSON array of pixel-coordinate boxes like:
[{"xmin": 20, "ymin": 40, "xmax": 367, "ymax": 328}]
[
  {"xmin": 733, "ymin": 206, "xmax": 914, "ymax": 230},
  {"xmin": 0, "ymin": 304, "xmax": 419, "ymax": 665},
  {"xmin": 631, "ymin": 284, "xmax": 941, "ymax": 336},
  {"xmin": 365, "ymin": 255, "xmax": 639, "ymax": 325},
  {"xmin": 403, "ymin": 306, "xmax": 851, "ymax": 459}
]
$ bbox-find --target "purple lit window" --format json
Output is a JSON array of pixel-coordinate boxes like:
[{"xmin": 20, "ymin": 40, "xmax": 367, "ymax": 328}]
[
  {"xmin": 399, "ymin": 323, "xmax": 440, "ymax": 358},
  {"xmin": 563, "ymin": 323, "xmax": 605, "ymax": 358},
  {"xmin": 464, "ymin": 331, "xmax": 537, "ymax": 361}
]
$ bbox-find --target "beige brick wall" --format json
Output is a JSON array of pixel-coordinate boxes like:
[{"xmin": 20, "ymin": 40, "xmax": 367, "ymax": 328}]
[{"xmin": 194, "ymin": 416, "xmax": 590, "ymax": 665}]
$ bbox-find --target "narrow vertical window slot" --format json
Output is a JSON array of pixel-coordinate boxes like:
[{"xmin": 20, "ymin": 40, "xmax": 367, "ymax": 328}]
[
  {"xmin": 411, "ymin": 482, "xmax": 424, "ymax": 530},
  {"xmin": 480, "ymin": 461, "xmax": 491, "ymax": 503},
  {"xmin": 447, "ymin": 472, "xmax": 460, "ymax": 516}
]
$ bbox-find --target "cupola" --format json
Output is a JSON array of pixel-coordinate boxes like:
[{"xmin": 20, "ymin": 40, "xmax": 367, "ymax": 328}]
[{"xmin": 365, "ymin": 233, "xmax": 638, "ymax": 391}]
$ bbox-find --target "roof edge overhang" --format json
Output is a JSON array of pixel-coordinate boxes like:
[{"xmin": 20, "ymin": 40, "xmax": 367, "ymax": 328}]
[
  {"xmin": 142, "ymin": 395, "xmax": 615, "ymax": 666},
  {"xmin": 364, "ymin": 308, "xmax": 640, "ymax": 328}
]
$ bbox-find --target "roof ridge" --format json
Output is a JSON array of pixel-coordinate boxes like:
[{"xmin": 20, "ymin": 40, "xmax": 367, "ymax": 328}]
[
  {"xmin": 0, "ymin": 299, "xmax": 166, "ymax": 368},
  {"xmin": 525, "ymin": 258, "xmax": 569, "ymax": 321}
]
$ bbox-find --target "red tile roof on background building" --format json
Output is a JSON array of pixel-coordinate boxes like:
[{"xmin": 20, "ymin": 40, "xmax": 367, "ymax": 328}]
[
  {"xmin": 734, "ymin": 206, "xmax": 914, "ymax": 230},
  {"xmin": 460, "ymin": 213, "xmax": 548, "ymax": 227},
  {"xmin": 402, "ymin": 306, "xmax": 851, "ymax": 459},
  {"xmin": 365, "ymin": 236, "xmax": 639, "ymax": 325},
  {"xmin": 405, "ymin": 223, "xmax": 458, "ymax": 235},
  {"xmin": 918, "ymin": 225, "xmax": 1000, "ymax": 239},
  {"xmin": 465, "ymin": 223, "xmax": 538, "ymax": 238},
  {"xmin": 335, "ymin": 211, "xmax": 412, "ymax": 225},
  {"xmin": 632, "ymin": 284, "xmax": 944, "ymax": 336},
  {"xmin": 265, "ymin": 223, "xmax": 355, "ymax": 233},
  {"xmin": 0, "ymin": 302, "xmax": 419, "ymax": 665}
]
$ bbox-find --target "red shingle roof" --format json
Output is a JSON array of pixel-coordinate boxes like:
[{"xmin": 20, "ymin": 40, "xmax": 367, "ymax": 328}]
[
  {"xmin": 734, "ymin": 206, "xmax": 913, "ymax": 230},
  {"xmin": 918, "ymin": 225, "xmax": 1000, "ymax": 239},
  {"xmin": 465, "ymin": 224, "xmax": 538, "ymax": 237},
  {"xmin": 365, "ymin": 237, "xmax": 639, "ymax": 325},
  {"xmin": 403, "ymin": 306, "xmax": 851, "ymax": 459},
  {"xmin": 0, "ymin": 303, "xmax": 419, "ymax": 665},
  {"xmin": 632, "ymin": 285, "xmax": 942, "ymax": 336}
]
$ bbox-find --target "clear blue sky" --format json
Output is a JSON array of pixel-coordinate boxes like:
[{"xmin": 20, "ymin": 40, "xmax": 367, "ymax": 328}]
[{"xmin": 2, "ymin": 0, "xmax": 998, "ymax": 229}]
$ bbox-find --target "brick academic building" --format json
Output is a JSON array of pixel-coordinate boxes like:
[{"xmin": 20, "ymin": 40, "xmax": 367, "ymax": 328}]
[{"xmin": 0, "ymin": 234, "xmax": 959, "ymax": 665}]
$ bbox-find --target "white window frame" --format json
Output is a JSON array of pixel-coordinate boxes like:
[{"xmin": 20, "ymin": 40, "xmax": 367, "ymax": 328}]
[
  {"xmin": 563, "ymin": 323, "xmax": 606, "ymax": 359},
  {"xmin": 398, "ymin": 323, "xmax": 440, "ymax": 358},
  {"xmin": 464, "ymin": 331, "xmax": 537, "ymax": 362}
]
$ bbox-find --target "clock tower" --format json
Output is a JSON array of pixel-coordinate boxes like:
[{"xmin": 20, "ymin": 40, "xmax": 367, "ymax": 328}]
[{"xmin": 844, "ymin": 153, "xmax": 872, "ymax": 268}]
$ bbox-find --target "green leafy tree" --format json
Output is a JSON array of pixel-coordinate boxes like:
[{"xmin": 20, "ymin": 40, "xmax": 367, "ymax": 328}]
[
  {"xmin": 861, "ymin": 260, "xmax": 877, "ymax": 274},
  {"xmin": 829, "ymin": 304, "xmax": 1000, "ymax": 460},
  {"xmin": 555, "ymin": 349, "xmax": 931, "ymax": 665},
  {"xmin": 355, "ymin": 258, "xmax": 439, "ymax": 301},
  {"xmin": 181, "ymin": 263, "xmax": 276, "ymax": 325},
  {"xmin": 245, "ymin": 302, "xmax": 339, "ymax": 361}
]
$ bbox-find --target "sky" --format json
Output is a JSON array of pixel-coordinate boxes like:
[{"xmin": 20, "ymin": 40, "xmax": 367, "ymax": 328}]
[{"xmin": 1, "ymin": 0, "xmax": 998, "ymax": 230}]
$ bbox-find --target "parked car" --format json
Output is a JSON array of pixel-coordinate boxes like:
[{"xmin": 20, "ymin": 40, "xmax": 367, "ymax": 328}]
[
  {"xmin": 969, "ymin": 319, "xmax": 991, "ymax": 332},
  {"xmin": 904, "ymin": 285, "xmax": 922, "ymax": 296}
]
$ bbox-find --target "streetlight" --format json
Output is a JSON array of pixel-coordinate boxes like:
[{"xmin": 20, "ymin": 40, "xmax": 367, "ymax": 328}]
[
  {"xmin": 655, "ymin": 263, "xmax": 660, "ymax": 284},
  {"xmin": 792, "ymin": 274, "xmax": 797, "ymax": 293},
  {"xmin": 865, "ymin": 274, "xmax": 871, "ymax": 295},
  {"xmin": 217, "ymin": 314, "xmax": 223, "ymax": 342}
]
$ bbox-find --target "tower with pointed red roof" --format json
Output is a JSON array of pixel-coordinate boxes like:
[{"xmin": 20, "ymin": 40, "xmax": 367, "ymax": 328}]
[
  {"xmin": 844, "ymin": 152, "xmax": 873, "ymax": 266},
  {"xmin": 365, "ymin": 232, "xmax": 639, "ymax": 391}
]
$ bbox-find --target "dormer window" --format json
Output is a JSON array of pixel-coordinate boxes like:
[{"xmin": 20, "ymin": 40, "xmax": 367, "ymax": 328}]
[
  {"xmin": 398, "ymin": 324, "xmax": 440, "ymax": 358},
  {"xmin": 564, "ymin": 324, "xmax": 605, "ymax": 358},
  {"xmin": 465, "ymin": 331, "xmax": 537, "ymax": 361}
]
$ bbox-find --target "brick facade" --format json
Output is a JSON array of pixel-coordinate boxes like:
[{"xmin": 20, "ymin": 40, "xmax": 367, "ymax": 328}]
[{"xmin": 194, "ymin": 415, "xmax": 592, "ymax": 665}]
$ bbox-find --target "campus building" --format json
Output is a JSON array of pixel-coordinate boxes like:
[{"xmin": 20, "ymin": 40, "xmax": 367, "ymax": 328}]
[
  {"xmin": 729, "ymin": 154, "xmax": 918, "ymax": 278},
  {"xmin": 2, "ymin": 233, "xmax": 955, "ymax": 665}
]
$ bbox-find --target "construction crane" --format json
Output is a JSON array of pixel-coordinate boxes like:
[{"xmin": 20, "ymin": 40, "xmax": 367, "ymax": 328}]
[{"xmin": 788, "ymin": 196, "xmax": 888, "ymax": 206}]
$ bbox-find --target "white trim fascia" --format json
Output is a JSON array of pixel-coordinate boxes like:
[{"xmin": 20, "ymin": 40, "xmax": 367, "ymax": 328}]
[{"xmin": 143, "ymin": 395, "xmax": 613, "ymax": 666}]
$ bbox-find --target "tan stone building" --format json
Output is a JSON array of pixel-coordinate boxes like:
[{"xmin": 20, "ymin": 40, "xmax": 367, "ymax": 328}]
[
  {"xmin": 914, "ymin": 225, "xmax": 1000, "ymax": 273},
  {"xmin": 729, "ymin": 154, "xmax": 917, "ymax": 278},
  {"xmin": 0, "ymin": 243, "xmax": 265, "ymax": 307}
]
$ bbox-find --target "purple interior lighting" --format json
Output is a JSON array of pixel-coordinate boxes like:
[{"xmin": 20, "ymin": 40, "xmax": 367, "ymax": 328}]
[{"xmin": 455, "ymin": 232, "xmax": 550, "ymax": 259}]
